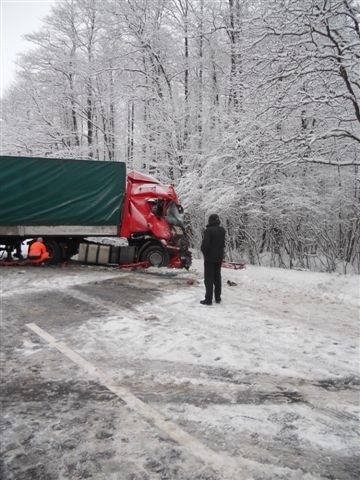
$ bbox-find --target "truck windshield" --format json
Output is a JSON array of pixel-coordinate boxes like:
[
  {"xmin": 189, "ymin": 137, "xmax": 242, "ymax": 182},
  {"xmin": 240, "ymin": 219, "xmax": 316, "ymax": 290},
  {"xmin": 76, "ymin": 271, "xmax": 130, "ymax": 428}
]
[{"xmin": 165, "ymin": 202, "xmax": 184, "ymax": 226}]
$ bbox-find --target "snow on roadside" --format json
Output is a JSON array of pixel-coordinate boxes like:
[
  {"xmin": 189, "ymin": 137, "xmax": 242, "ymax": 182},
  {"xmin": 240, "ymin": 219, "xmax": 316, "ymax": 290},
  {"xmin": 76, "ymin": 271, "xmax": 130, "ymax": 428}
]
[{"xmin": 72, "ymin": 259, "xmax": 359, "ymax": 382}]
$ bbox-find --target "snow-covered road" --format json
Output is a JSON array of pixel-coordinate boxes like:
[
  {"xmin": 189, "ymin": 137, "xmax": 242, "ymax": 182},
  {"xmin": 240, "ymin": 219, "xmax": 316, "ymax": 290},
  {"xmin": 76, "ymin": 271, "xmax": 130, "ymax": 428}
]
[{"xmin": 1, "ymin": 261, "xmax": 359, "ymax": 479}]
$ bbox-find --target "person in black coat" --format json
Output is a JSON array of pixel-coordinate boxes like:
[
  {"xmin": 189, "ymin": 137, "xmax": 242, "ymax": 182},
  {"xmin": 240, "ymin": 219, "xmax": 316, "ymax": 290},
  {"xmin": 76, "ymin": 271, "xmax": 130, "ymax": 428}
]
[{"xmin": 200, "ymin": 214, "xmax": 226, "ymax": 305}]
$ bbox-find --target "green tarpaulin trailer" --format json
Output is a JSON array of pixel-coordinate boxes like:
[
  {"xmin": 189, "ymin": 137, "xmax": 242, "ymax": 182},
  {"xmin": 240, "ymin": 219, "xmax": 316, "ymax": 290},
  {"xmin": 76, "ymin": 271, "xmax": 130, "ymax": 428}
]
[{"xmin": 0, "ymin": 156, "xmax": 126, "ymax": 236}]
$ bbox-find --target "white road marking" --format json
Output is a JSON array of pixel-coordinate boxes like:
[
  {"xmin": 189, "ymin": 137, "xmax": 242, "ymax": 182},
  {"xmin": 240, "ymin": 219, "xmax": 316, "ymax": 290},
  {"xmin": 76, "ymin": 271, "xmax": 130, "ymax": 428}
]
[{"xmin": 26, "ymin": 322, "xmax": 311, "ymax": 480}]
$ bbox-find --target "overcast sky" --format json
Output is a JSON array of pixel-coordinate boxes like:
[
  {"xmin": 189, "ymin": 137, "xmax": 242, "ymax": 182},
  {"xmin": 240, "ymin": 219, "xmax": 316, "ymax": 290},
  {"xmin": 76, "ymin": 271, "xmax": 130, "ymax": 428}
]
[{"xmin": 0, "ymin": 0, "xmax": 56, "ymax": 97}]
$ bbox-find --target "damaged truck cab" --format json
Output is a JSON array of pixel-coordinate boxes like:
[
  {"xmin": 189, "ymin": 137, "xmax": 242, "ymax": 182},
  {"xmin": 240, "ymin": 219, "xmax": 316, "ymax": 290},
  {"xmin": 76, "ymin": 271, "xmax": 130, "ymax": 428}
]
[{"xmin": 121, "ymin": 171, "xmax": 191, "ymax": 268}]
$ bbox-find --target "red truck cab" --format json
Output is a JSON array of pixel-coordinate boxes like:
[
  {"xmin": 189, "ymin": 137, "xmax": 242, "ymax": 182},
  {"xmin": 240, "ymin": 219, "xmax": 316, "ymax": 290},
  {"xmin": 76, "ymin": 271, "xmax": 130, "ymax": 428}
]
[{"xmin": 122, "ymin": 171, "xmax": 191, "ymax": 269}]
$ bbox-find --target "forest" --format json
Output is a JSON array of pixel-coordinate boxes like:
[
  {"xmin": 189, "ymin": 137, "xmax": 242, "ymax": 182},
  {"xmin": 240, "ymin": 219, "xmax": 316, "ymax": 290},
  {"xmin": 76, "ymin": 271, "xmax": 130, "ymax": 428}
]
[{"xmin": 1, "ymin": 0, "xmax": 359, "ymax": 273}]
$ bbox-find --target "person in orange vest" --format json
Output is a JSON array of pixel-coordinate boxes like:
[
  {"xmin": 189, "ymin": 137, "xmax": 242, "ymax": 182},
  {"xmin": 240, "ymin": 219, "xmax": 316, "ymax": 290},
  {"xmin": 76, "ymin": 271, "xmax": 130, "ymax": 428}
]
[{"xmin": 28, "ymin": 237, "xmax": 49, "ymax": 264}]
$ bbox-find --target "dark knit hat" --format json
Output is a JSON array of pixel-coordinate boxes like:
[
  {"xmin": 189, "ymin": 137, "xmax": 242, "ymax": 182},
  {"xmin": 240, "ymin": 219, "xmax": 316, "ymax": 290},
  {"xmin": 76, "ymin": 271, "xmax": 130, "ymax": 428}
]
[{"xmin": 208, "ymin": 214, "xmax": 220, "ymax": 225}]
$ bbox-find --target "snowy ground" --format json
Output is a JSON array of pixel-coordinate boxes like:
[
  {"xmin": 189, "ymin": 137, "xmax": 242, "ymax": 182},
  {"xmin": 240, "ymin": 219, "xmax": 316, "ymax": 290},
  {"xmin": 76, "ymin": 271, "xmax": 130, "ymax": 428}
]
[{"xmin": 1, "ymin": 259, "xmax": 359, "ymax": 480}]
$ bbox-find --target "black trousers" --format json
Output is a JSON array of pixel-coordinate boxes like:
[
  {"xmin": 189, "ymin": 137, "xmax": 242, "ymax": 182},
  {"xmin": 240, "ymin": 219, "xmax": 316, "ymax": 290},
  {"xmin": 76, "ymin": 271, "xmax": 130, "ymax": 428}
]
[{"xmin": 204, "ymin": 261, "xmax": 222, "ymax": 303}]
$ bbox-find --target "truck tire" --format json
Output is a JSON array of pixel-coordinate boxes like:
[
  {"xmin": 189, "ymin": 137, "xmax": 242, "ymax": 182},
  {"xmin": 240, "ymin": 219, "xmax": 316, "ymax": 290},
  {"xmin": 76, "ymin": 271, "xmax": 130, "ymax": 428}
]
[
  {"xmin": 43, "ymin": 239, "xmax": 64, "ymax": 264},
  {"xmin": 140, "ymin": 244, "xmax": 168, "ymax": 267}
]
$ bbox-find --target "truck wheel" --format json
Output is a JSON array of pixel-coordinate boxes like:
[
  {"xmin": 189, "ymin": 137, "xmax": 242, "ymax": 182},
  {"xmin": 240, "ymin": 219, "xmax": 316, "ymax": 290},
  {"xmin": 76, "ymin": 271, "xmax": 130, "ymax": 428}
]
[
  {"xmin": 140, "ymin": 245, "xmax": 168, "ymax": 267},
  {"xmin": 43, "ymin": 239, "xmax": 63, "ymax": 264}
]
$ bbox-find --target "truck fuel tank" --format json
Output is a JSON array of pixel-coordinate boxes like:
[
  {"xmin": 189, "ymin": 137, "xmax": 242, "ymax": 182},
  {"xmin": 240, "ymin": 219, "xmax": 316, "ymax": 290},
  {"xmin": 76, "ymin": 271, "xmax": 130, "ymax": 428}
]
[{"xmin": 78, "ymin": 243, "xmax": 136, "ymax": 265}]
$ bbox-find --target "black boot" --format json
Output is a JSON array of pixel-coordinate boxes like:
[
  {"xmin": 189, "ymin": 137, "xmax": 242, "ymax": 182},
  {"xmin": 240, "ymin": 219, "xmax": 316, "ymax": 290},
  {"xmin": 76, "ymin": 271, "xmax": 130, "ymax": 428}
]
[{"xmin": 200, "ymin": 300, "xmax": 212, "ymax": 305}]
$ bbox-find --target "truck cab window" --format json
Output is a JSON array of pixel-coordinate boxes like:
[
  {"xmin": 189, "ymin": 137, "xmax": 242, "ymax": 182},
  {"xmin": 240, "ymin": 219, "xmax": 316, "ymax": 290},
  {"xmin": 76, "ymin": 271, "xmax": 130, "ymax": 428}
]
[
  {"xmin": 165, "ymin": 202, "xmax": 184, "ymax": 226},
  {"xmin": 150, "ymin": 199, "xmax": 164, "ymax": 218}
]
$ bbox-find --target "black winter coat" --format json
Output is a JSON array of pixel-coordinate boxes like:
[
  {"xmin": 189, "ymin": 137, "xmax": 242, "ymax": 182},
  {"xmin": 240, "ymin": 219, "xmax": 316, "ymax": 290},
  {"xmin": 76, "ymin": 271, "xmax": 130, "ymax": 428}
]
[{"xmin": 201, "ymin": 222, "xmax": 226, "ymax": 262}]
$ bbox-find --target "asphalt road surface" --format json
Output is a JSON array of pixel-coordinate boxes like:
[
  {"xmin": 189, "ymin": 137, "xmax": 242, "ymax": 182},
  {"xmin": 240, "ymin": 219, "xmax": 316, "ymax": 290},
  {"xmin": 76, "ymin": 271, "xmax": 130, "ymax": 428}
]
[{"xmin": 1, "ymin": 264, "xmax": 359, "ymax": 480}]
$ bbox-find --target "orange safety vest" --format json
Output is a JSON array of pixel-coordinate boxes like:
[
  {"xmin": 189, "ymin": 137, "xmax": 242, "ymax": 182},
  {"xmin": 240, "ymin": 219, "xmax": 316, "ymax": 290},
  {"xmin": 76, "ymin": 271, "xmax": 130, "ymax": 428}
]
[{"xmin": 28, "ymin": 241, "xmax": 47, "ymax": 258}]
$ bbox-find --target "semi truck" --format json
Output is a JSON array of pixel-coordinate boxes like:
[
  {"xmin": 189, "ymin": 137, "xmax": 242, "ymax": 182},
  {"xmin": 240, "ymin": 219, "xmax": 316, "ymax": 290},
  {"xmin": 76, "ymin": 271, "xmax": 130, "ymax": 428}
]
[{"xmin": 0, "ymin": 156, "xmax": 192, "ymax": 268}]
